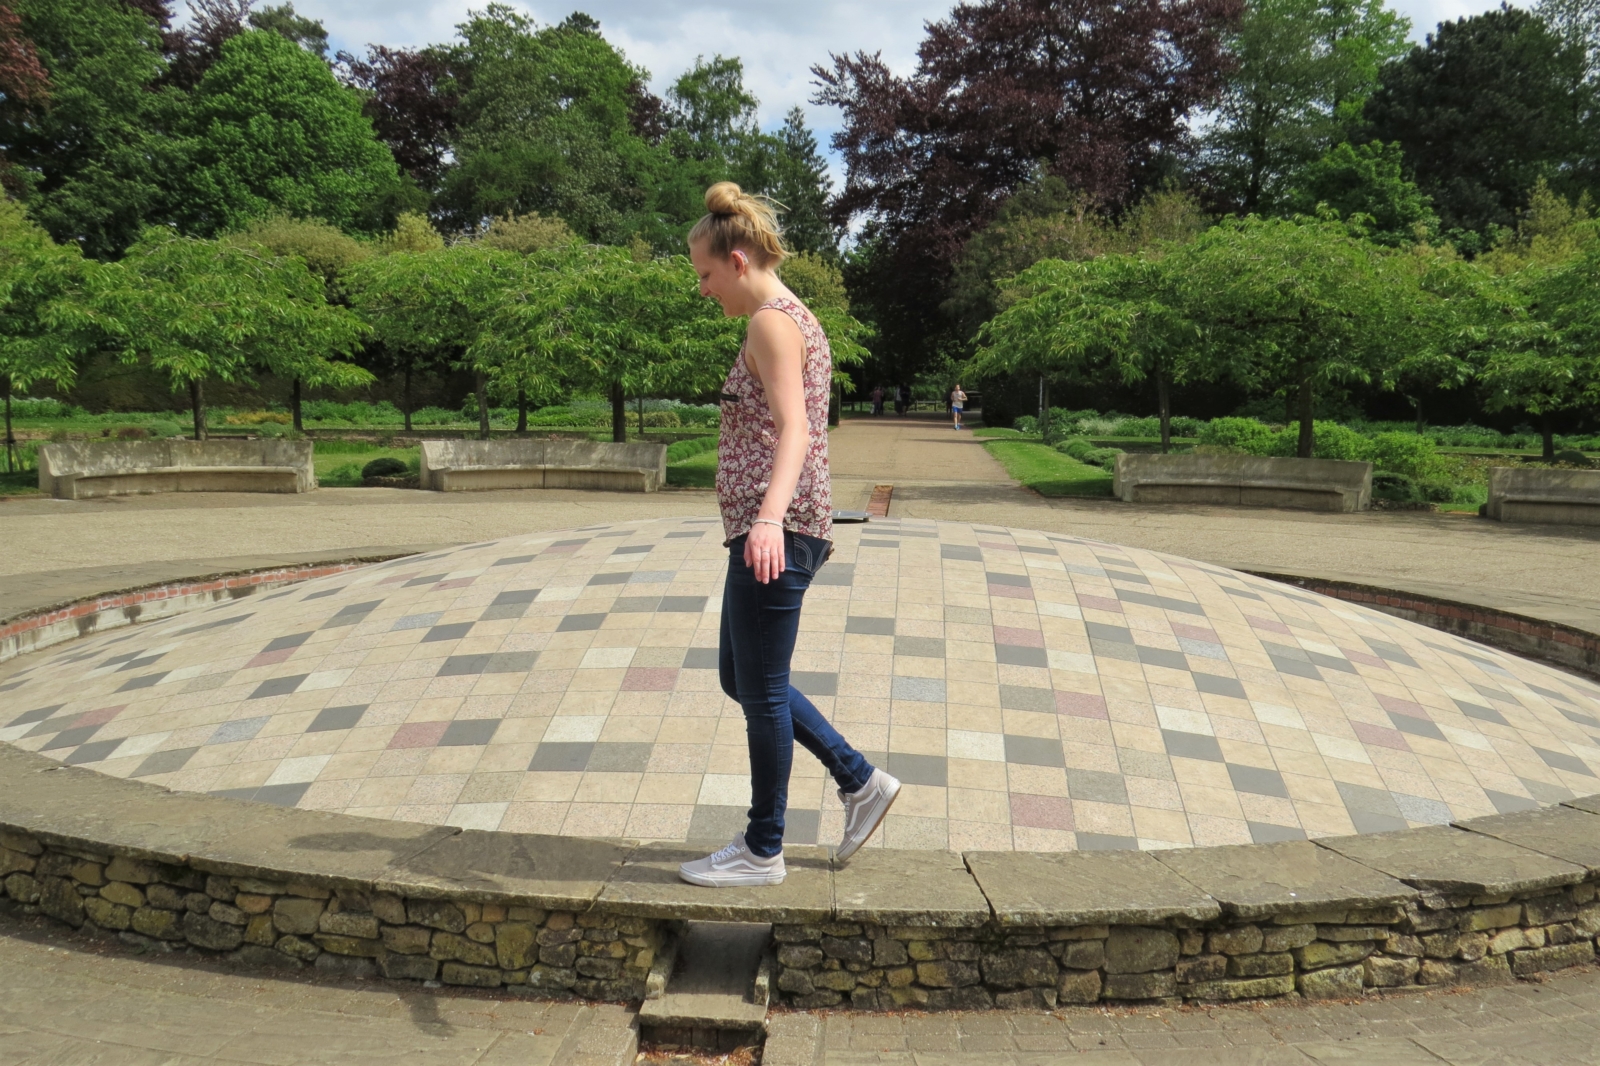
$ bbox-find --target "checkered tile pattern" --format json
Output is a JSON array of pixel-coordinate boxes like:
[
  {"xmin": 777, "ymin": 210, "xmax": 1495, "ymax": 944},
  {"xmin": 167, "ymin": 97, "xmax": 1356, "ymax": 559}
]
[{"xmin": 4, "ymin": 517, "xmax": 1600, "ymax": 854}]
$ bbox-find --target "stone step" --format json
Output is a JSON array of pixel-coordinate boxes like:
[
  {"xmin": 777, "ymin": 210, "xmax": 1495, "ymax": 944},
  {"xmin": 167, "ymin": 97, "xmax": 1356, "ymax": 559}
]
[{"xmin": 639, "ymin": 921, "xmax": 772, "ymax": 1050}]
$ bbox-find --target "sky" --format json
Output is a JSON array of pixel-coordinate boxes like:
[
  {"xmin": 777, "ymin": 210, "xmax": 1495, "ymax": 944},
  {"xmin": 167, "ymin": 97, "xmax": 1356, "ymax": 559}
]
[{"xmin": 264, "ymin": 0, "xmax": 1514, "ymax": 176}]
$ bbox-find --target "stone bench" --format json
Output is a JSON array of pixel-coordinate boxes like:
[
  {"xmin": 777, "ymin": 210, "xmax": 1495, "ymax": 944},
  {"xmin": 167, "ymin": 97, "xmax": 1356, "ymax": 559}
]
[
  {"xmin": 37, "ymin": 440, "xmax": 315, "ymax": 500},
  {"xmin": 1486, "ymin": 467, "xmax": 1600, "ymax": 526},
  {"xmin": 420, "ymin": 439, "xmax": 668, "ymax": 493},
  {"xmin": 1114, "ymin": 454, "xmax": 1372, "ymax": 512}
]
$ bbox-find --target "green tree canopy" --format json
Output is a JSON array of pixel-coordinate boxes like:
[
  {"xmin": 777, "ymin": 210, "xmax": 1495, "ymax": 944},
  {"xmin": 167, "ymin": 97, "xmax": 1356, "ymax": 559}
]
[
  {"xmin": 1286, "ymin": 141, "xmax": 1439, "ymax": 246},
  {"xmin": 1363, "ymin": 5, "xmax": 1595, "ymax": 246},
  {"xmin": 99, "ymin": 229, "xmax": 370, "ymax": 440},
  {"xmin": 1, "ymin": 0, "xmax": 177, "ymax": 258},
  {"xmin": 1202, "ymin": 0, "xmax": 1411, "ymax": 213},
  {"xmin": 170, "ymin": 29, "xmax": 401, "ymax": 236}
]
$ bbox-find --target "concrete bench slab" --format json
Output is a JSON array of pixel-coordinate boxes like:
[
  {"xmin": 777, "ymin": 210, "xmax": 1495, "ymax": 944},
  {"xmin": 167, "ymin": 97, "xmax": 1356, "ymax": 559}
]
[
  {"xmin": 1114, "ymin": 454, "xmax": 1372, "ymax": 512},
  {"xmin": 596, "ymin": 843, "xmax": 832, "ymax": 923},
  {"xmin": 1319, "ymin": 825, "xmax": 1586, "ymax": 895},
  {"xmin": 1453, "ymin": 806, "xmax": 1600, "ymax": 874},
  {"xmin": 38, "ymin": 440, "xmax": 314, "ymax": 499},
  {"xmin": 378, "ymin": 829, "xmax": 636, "ymax": 908},
  {"xmin": 1486, "ymin": 467, "xmax": 1600, "ymax": 526},
  {"xmin": 967, "ymin": 850, "xmax": 1220, "ymax": 927},
  {"xmin": 420, "ymin": 439, "xmax": 667, "ymax": 493},
  {"xmin": 1154, "ymin": 839, "xmax": 1414, "ymax": 919},
  {"xmin": 832, "ymin": 850, "xmax": 990, "ymax": 927}
]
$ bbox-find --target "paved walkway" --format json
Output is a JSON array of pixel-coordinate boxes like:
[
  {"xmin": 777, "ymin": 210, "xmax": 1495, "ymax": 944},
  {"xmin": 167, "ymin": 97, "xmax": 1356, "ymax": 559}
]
[{"xmin": 4, "ymin": 905, "xmax": 1600, "ymax": 1065}]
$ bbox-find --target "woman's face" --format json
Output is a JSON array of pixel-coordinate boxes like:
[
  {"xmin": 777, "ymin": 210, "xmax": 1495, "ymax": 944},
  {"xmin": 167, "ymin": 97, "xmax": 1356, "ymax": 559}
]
[{"xmin": 689, "ymin": 241, "xmax": 745, "ymax": 318}]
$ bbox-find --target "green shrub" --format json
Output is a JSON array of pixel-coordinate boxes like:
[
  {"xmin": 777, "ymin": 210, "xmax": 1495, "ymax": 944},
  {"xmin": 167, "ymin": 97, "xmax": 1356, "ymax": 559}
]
[
  {"xmin": 1364, "ymin": 431, "xmax": 1448, "ymax": 480},
  {"xmin": 254, "ymin": 422, "xmax": 286, "ymax": 438},
  {"xmin": 144, "ymin": 421, "xmax": 182, "ymax": 438},
  {"xmin": 1053, "ymin": 437, "xmax": 1096, "ymax": 460},
  {"xmin": 301, "ymin": 400, "xmax": 403, "ymax": 425},
  {"xmin": 1555, "ymin": 449, "xmax": 1593, "ymax": 467},
  {"xmin": 322, "ymin": 461, "xmax": 364, "ymax": 486},
  {"xmin": 1372, "ymin": 471, "xmax": 1422, "ymax": 502},
  {"xmin": 1197, "ymin": 417, "xmax": 1275, "ymax": 454},
  {"xmin": 8, "ymin": 397, "xmax": 76, "ymax": 419},
  {"xmin": 1267, "ymin": 421, "xmax": 1369, "ymax": 460},
  {"xmin": 666, "ymin": 436, "xmax": 718, "ymax": 462},
  {"xmin": 362, "ymin": 457, "xmax": 409, "ymax": 479},
  {"xmin": 1082, "ymin": 447, "xmax": 1122, "ymax": 470},
  {"xmin": 1013, "ymin": 415, "xmax": 1039, "ymax": 436},
  {"xmin": 410, "ymin": 406, "xmax": 458, "ymax": 425}
]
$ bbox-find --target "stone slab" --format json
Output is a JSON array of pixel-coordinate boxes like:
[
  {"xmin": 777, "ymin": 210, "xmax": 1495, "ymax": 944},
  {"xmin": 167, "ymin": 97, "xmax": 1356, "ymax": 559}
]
[
  {"xmin": 1154, "ymin": 840, "xmax": 1414, "ymax": 919},
  {"xmin": 1565, "ymin": 793, "xmax": 1600, "ymax": 816},
  {"xmin": 1318, "ymin": 825, "xmax": 1585, "ymax": 895},
  {"xmin": 638, "ymin": 921, "xmax": 769, "ymax": 1031},
  {"xmin": 832, "ymin": 850, "xmax": 990, "ymax": 927},
  {"xmin": 966, "ymin": 850, "xmax": 1220, "ymax": 926},
  {"xmin": 0, "ymin": 745, "xmax": 298, "ymax": 863},
  {"xmin": 376, "ymin": 829, "xmax": 635, "ymax": 908},
  {"xmin": 595, "ymin": 843, "xmax": 832, "ymax": 922},
  {"xmin": 1454, "ymin": 805, "xmax": 1600, "ymax": 874},
  {"xmin": 188, "ymin": 806, "xmax": 460, "ymax": 890}
]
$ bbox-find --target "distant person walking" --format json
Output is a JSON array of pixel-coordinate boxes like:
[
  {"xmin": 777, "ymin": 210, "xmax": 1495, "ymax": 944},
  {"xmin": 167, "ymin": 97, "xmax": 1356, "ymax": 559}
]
[
  {"xmin": 896, "ymin": 383, "xmax": 911, "ymax": 417},
  {"xmin": 869, "ymin": 385, "xmax": 885, "ymax": 417},
  {"xmin": 950, "ymin": 383, "xmax": 967, "ymax": 430},
  {"xmin": 679, "ymin": 182, "xmax": 900, "ymax": 889}
]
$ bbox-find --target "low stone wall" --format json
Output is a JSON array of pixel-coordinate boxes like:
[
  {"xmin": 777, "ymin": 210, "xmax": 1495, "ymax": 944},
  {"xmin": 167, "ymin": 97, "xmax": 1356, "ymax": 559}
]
[
  {"xmin": 3, "ymin": 741, "xmax": 1598, "ymax": 1008},
  {"xmin": 1114, "ymin": 454, "xmax": 1372, "ymax": 512},
  {"xmin": 420, "ymin": 440, "xmax": 667, "ymax": 493},
  {"xmin": 1487, "ymin": 467, "xmax": 1600, "ymax": 526},
  {"xmin": 38, "ymin": 440, "xmax": 315, "ymax": 499}
]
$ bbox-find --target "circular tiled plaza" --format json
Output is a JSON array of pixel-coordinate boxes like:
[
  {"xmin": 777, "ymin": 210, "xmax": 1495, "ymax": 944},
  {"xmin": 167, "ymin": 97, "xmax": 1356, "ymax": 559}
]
[{"xmin": 3, "ymin": 516, "xmax": 1599, "ymax": 854}]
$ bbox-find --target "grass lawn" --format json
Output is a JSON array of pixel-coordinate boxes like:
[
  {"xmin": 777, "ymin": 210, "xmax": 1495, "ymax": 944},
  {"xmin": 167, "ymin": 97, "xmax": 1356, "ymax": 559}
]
[
  {"xmin": 666, "ymin": 447, "xmax": 718, "ymax": 488},
  {"xmin": 982, "ymin": 438, "xmax": 1115, "ymax": 497},
  {"xmin": 313, "ymin": 441, "xmax": 421, "ymax": 487}
]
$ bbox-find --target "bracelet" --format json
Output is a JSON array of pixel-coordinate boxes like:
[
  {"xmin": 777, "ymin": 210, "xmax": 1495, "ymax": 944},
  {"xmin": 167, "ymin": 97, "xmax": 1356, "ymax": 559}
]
[{"xmin": 752, "ymin": 518, "xmax": 784, "ymax": 529}]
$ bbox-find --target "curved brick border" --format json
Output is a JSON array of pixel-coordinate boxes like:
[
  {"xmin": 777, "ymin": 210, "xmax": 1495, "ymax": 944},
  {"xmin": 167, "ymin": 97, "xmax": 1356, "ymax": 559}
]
[
  {"xmin": 1251, "ymin": 571, "xmax": 1600, "ymax": 682},
  {"xmin": 1, "ymin": 561, "xmax": 1598, "ymax": 1010}
]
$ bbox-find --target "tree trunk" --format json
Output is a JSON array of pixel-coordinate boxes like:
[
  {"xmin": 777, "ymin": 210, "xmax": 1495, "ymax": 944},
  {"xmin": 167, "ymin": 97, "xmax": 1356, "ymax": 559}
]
[
  {"xmin": 291, "ymin": 378, "xmax": 303, "ymax": 433},
  {"xmin": 1038, "ymin": 377, "xmax": 1050, "ymax": 441},
  {"xmin": 1296, "ymin": 375, "xmax": 1314, "ymax": 459},
  {"xmin": 637, "ymin": 394, "xmax": 645, "ymax": 437},
  {"xmin": 1541, "ymin": 412, "xmax": 1555, "ymax": 461},
  {"xmin": 402, "ymin": 360, "xmax": 413, "ymax": 432},
  {"xmin": 516, "ymin": 389, "xmax": 528, "ymax": 434},
  {"xmin": 474, "ymin": 372, "xmax": 490, "ymax": 440},
  {"xmin": 610, "ymin": 380, "xmax": 626, "ymax": 443},
  {"xmin": 1413, "ymin": 395, "xmax": 1423, "ymax": 435},
  {"xmin": 189, "ymin": 379, "xmax": 208, "ymax": 441},
  {"xmin": 2, "ymin": 377, "xmax": 13, "ymax": 474},
  {"xmin": 1156, "ymin": 370, "xmax": 1172, "ymax": 454}
]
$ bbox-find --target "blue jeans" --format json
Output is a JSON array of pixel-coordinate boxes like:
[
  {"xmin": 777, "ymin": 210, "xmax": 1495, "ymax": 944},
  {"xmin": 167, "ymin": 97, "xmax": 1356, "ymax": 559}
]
[{"xmin": 721, "ymin": 530, "xmax": 875, "ymax": 858}]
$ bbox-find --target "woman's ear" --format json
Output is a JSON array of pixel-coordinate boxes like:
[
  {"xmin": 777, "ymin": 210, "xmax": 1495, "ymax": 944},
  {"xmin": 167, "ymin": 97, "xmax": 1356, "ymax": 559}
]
[{"xmin": 732, "ymin": 250, "xmax": 748, "ymax": 274}]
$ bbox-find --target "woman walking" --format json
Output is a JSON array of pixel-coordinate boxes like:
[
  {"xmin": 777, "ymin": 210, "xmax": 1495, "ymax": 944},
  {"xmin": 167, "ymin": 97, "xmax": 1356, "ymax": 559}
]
[{"xmin": 680, "ymin": 182, "xmax": 900, "ymax": 888}]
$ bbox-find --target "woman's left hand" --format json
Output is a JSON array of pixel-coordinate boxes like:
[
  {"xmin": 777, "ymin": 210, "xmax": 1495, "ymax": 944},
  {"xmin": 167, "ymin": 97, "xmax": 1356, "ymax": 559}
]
[{"xmin": 745, "ymin": 521, "xmax": 786, "ymax": 584}]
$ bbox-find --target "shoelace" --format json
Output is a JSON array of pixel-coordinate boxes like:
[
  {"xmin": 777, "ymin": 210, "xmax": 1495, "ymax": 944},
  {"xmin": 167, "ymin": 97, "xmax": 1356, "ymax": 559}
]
[{"xmin": 709, "ymin": 840, "xmax": 745, "ymax": 864}]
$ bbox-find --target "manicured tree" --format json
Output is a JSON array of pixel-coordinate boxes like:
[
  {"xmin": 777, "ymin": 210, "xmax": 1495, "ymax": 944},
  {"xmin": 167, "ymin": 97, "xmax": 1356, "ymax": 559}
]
[
  {"xmin": 1286, "ymin": 141, "xmax": 1439, "ymax": 247},
  {"xmin": 1166, "ymin": 216, "xmax": 1424, "ymax": 458},
  {"xmin": 99, "ymin": 230, "xmax": 370, "ymax": 440},
  {"xmin": 227, "ymin": 215, "xmax": 372, "ymax": 430},
  {"xmin": 480, "ymin": 246, "xmax": 740, "ymax": 443},
  {"xmin": 0, "ymin": 199, "xmax": 103, "ymax": 470},
  {"xmin": 973, "ymin": 252, "xmax": 1197, "ymax": 450},
  {"xmin": 343, "ymin": 242, "xmax": 526, "ymax": 440},
  {"xmin": 1479, "ymin": 243, "xmax": 1600, "ymax": 460},
  {"xmin": 170, "ymin": 29, "xmax": 402, "ymax": 236}
]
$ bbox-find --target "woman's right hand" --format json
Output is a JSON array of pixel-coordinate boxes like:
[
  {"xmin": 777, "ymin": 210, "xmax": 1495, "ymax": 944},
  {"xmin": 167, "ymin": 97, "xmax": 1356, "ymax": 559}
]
[{"xmin": 744, "ymin": 521, "xmax": 786, "ymax": 584}]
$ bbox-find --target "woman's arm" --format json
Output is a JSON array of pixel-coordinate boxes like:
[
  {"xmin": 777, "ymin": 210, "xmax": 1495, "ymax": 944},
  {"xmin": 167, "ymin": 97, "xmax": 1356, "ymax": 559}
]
[{"xmin": 743, "ymin": 308, "xmax": 809, "ymax": 583}]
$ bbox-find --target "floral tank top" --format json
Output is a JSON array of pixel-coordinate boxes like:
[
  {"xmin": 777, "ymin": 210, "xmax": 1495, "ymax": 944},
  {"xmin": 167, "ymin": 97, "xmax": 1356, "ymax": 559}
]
[{"xmin": 716, "ymin": 296, "xmax": 833, "ymax": 545}]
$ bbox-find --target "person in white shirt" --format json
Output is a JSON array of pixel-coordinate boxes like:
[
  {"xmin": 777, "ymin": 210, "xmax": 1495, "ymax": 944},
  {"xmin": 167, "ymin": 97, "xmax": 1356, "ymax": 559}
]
[{"xmin": 950, "ymin": 383, "xmax": 967, "ymax": 430}]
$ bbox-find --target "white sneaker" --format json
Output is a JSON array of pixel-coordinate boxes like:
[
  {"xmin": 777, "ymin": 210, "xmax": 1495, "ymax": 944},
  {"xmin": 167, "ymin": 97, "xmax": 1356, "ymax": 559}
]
[
  {"xmin": 834, "ymin": 768, "xmax": 901, "ymax": 862},
  {"xmin": 678, "ymin": 833, "xmax": 786, "ymax": 887}
]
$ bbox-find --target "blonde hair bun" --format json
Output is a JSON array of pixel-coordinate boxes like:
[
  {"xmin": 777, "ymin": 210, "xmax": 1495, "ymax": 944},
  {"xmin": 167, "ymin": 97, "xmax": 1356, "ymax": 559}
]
[{"xmin": 689, "ymin": 183, "xmax": 789, "ymax": 267}]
